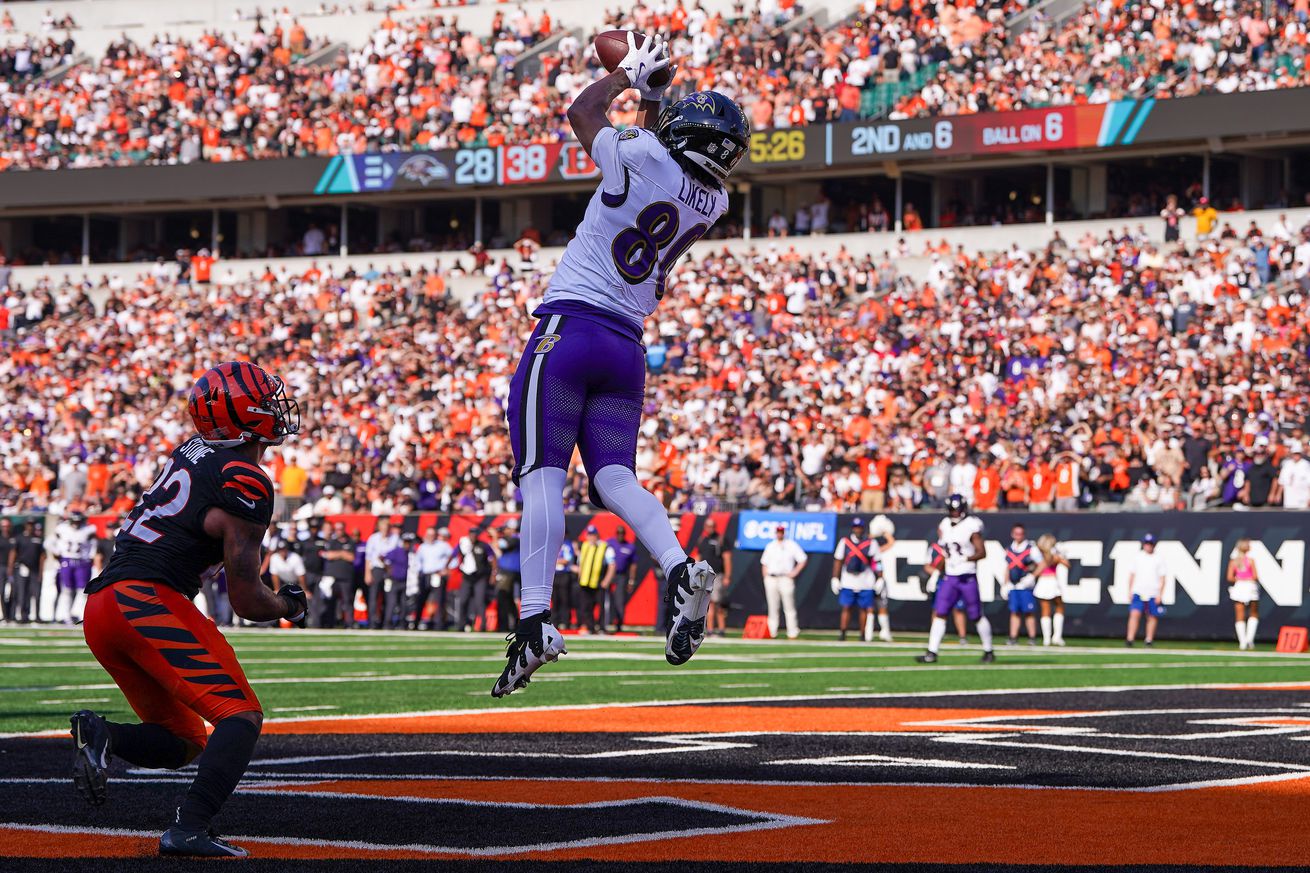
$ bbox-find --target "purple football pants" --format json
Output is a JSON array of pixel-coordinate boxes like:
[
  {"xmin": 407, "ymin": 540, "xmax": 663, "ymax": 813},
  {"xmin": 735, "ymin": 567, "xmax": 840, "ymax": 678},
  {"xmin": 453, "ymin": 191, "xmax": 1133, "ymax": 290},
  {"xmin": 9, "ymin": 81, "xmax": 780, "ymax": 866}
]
[
  {"xmin": 508, "ymin": 311, "xmax": 644, "ymax": 503},
  {"xmin": 933, "ymin": 573, "xmax": 982, "ymax": 620}
]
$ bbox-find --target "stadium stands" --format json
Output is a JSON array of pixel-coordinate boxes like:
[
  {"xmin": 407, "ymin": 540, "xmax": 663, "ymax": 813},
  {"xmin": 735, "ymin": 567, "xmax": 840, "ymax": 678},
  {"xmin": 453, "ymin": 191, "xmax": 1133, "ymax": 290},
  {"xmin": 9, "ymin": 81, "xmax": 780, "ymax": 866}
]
[{"xmin": 5, "ymin": 207, "xmax": 1309, "ymax": 518}]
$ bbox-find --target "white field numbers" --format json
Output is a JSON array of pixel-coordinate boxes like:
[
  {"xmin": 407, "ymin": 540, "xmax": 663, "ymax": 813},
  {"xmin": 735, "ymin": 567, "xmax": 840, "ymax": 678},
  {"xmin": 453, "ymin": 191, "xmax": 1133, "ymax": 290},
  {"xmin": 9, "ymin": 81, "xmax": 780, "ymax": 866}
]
[{"xmin": 121, "ymin": 458, "xmax": 192, "ymax": 543}]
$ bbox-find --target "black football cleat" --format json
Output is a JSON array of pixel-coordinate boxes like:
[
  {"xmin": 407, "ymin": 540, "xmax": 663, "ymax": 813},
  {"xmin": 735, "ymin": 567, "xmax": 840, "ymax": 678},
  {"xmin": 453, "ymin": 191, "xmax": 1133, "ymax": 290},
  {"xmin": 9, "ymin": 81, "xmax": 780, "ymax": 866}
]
[
  {"xmin": 915, "ymin": 651, "xmax": 939, "ymax": 664},
  {"xmin": 159, "ymin": 826, "xmax": 249, "ymax": 858},
  {"xmin": 981, "ymin": 650, "xmax": 996, "ymax": 663},
  {"xmin": 492, "ymin": 611, "xmax": 566, "ymax": 698},
  {"xmin": 70, "ymin": 710, "xmax": 111, "ymax": 806},
  {"xmin": 665, "ymin": 559, "xmax": 715, "ymax": 665}
]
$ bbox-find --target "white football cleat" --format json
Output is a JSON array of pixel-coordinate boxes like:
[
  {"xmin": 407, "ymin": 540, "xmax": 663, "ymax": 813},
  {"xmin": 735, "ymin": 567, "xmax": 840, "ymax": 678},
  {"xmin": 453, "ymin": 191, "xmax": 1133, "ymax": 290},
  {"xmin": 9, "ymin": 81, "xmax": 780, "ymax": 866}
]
[
  {"xmin": 492, "ymin": 611, "xmax": 567, "ymax": 698},
  {"xmin": 665, "ymin": 559, "xmax": 714, "ymax": 665}
]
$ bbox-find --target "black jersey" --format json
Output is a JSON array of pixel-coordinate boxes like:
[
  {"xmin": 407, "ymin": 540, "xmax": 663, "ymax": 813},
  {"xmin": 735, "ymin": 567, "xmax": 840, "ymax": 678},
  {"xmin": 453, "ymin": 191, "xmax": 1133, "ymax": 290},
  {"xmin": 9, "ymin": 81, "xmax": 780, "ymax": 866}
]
[{"xmin": 88, "ymin": 437, "xmax": 275, "ymax": 599}]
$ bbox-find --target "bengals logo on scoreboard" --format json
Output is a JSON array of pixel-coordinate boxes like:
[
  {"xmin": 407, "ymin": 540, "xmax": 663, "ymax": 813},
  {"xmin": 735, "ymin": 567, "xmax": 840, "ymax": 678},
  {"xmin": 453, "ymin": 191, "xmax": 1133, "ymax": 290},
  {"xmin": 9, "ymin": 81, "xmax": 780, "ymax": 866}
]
[{"xmin": 559, "ymin": 142, "xmax": 600, "ymax": 180}]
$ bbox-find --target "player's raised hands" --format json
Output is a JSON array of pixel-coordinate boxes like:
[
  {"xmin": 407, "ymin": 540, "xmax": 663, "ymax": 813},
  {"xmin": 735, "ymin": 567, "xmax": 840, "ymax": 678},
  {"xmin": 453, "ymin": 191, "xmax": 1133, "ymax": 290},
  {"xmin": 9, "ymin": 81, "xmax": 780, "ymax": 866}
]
[{"xmin": 619, "ymin": 32, "xmax": 671, "ymax": 101}]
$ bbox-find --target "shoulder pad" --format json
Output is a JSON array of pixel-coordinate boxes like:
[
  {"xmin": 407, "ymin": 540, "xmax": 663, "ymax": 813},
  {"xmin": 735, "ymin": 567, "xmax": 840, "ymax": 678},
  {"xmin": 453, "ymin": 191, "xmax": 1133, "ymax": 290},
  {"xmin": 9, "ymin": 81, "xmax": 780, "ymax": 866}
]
[{"xmin": 218, "ymin": 460, "xmax": 275, "ymax": 524}]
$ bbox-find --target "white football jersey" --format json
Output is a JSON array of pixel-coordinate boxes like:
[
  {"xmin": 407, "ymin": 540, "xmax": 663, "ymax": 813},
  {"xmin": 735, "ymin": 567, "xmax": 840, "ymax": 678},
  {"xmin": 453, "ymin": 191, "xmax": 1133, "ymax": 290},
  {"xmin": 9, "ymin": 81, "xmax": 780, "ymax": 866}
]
[
  {"xmin": 546, "ymin": 126, "xmax": 727, "ymax": 330},
  {"xmin": 938, "ymin": 515, "xmax": 984, "ymax": 576},
  {"xmin": 51, "ymin": 521, "xmax": 97, "ymax": 561}
]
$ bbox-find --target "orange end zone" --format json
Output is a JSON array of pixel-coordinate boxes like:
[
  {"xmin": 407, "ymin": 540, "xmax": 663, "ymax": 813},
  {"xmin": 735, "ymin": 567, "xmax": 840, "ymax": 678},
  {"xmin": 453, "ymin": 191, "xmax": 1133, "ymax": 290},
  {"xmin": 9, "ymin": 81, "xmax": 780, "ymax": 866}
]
[
  {"xmin": 13, "ymin": 774, "xmax": 1305, "ymax": 865},
  {"xmin": 291, "ymin": 775, "xmax": 1310, "ymax": 866},
  {"xmin": 262, "ymin": 705, "xmax": 1071, "ymax": 736}
]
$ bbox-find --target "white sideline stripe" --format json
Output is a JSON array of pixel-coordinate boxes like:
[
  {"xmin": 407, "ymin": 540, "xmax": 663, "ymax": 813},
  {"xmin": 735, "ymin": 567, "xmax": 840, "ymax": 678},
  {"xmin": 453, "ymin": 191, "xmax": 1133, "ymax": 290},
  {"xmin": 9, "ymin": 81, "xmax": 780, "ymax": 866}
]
[
  {"xmin": 935, "ymin": 734, "xmax": 1310, "ymax": 771},
  {"xmin": 770, "ymin": 754, "xmax": 1014, "ymax": 770},
  {"xmin": 3, "ymin": 658, "xmax": 1304, "ymax": 694},
  {"xmin": 0, "ymin": 791, "xmax": 823, "ymax": 857},
  {"xmin": 271, "ymin": 706, "xmax": 340, "ymax": 713},
  {"xmin": 14, "ymin": 647, "xmax": 1306, "ymax": 670},
  {"xmin": 242, "ymin": 737, "xmax": 756, "ymax": 768},
  {"xmin": 6, "ymin": 678, "xmax": 1310, "ymax": 740},
  {"xmin": 11, "ymin": 768, "xmax": 1309, "ymax": 794},
  {"xmin": 7, "ymin": 624, "xmax": 1307, "ymax": 656}
]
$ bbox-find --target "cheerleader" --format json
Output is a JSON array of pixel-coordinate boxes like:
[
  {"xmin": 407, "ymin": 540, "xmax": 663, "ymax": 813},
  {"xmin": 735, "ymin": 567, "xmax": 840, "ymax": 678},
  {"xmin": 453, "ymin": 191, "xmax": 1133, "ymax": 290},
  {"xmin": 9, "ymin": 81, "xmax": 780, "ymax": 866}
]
[
  {"xmin": 1032, "ymin": 534, "xmax": 1070, "ymax": 646},
  {"xmin": 1227, "ymin": 539, "xmax": 1261, "ymax": 650}
]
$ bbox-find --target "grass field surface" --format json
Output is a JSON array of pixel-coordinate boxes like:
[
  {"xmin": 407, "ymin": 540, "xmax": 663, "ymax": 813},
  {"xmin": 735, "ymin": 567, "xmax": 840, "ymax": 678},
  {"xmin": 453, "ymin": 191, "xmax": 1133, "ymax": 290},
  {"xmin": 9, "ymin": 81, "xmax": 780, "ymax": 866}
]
[
  {"xmin": 3, "ymin": 626, "xmax": 1307, "ymax": 734},
  {"xmin": 4, "ymin": 626, "xmax": 1310, "ymax": 868}
]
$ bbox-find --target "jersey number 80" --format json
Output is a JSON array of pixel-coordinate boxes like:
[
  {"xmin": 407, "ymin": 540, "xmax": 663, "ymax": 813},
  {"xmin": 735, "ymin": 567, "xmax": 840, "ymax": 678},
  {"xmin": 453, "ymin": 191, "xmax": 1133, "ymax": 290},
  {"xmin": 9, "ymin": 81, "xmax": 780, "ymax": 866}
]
[{"xmin": 611, "ymin": 201, "xmax": 708, "ymax": 299}]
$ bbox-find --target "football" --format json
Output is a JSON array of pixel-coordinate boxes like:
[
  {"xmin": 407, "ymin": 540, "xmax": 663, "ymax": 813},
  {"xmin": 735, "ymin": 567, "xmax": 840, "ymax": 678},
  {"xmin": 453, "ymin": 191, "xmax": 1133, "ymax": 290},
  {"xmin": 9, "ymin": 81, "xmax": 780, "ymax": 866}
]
[{"xmin": 594, "ymin": 29, "xmax": 671, "ymax": 89}]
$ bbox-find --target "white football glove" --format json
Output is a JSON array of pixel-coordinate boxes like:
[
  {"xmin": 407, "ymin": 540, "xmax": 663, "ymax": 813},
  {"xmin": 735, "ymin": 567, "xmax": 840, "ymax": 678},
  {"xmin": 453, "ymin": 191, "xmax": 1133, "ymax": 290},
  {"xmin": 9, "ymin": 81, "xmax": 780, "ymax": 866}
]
[
  {"xmin": 619, "ymin": 32, "xmax": 671, "ymax": 102},
  {"xmin": 1000, "ymin": 580, "xmax": 1013, "ymax": 598},
  {"xmin": 1019, "ymin": 573, "xmax": 1036, "ymax": 590},
  {"xmin": 831, "ymin": 578, "xmax": 841, "ymax": 596},
  {"xmin": 926, "ymin": 571, "xmax": 940, "ymax": 594},
  {"xmin": 873, "ymin": 577, "xmax": 887, "ymax": 597}
]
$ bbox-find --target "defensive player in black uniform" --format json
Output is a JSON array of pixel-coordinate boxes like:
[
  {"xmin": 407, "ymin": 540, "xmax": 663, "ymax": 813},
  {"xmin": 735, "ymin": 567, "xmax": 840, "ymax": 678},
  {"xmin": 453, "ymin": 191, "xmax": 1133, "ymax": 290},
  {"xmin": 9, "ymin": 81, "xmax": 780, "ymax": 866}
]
[{"xmin": 72, "ymin": 361, "xmax": 305, "ymax": 858}]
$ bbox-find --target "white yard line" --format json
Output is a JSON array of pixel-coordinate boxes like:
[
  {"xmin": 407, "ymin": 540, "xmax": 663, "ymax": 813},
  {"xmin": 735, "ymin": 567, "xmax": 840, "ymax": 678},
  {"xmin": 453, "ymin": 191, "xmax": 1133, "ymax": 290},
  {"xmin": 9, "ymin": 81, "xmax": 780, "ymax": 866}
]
[{"xmin": 4, "ymin": 658, "xmax": 1306, "ymax": 697}]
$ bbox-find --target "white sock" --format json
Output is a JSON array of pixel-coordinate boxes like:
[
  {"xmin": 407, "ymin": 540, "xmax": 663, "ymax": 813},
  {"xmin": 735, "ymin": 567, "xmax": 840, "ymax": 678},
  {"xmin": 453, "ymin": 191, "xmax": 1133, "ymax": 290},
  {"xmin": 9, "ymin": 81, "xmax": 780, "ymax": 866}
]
[
  {"xmin": 592, "ymin": 464, "xmax": 687, "ymax": 577},
  {"xmin": 927, "ymin": 616, "xmax": 947, "ymax": 653},
  {"xmin": 518, "ymin": 467, "xmax": 567, "ymax": 619},
  {"xmin": 1040, "ymin": 615, "xmax": 1052, "ymax": 645},
  {"xmin": 1053, "ymin": 612, "xmax": 1065, "ymax": 642},
  {"xmin": 863, "ymin": 613, "xmax": 874, "ymax": 641},
  {"xmin": 1235, "ymin": 621, "xmax": 1248, "ymax": 648},
  {"xmin": 1246, "ymin": 617, "xmax": 1259, "ymax": 647},
  {"xmin": 976, "ymin": 615, "xmax": 994, "ymax": 652}
]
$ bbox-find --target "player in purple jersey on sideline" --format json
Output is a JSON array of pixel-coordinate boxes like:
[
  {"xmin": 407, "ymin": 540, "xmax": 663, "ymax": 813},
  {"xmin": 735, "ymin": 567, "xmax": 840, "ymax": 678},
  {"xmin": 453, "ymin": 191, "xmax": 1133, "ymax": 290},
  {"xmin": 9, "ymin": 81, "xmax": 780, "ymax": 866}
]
[
  {"xmin": 917, "ymin": 494, "xmax": 996, "ymax": 664},
  {"xmin": 492, "ymin": 34, "xmax": 750, "ymax": 697}
]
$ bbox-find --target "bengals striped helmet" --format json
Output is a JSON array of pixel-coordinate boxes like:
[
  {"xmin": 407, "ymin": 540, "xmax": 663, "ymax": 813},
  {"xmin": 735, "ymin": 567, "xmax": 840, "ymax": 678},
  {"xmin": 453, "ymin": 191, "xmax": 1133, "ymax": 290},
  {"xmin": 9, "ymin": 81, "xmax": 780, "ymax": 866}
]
[{"xmin": 188, "ymin": 362, "xmax": 301, "ymax": 447}]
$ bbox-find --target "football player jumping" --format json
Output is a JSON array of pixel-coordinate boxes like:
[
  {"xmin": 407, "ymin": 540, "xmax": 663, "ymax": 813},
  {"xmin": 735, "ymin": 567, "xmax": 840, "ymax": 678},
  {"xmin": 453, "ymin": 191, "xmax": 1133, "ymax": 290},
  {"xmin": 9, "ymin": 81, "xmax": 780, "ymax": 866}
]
[
  {"xmin": 70, "ymin": 362, "xmax": 305, "ymax": 858},
  {"xmin": 494, "ymin": 35, "xmax": 750, "ymax": 696}
]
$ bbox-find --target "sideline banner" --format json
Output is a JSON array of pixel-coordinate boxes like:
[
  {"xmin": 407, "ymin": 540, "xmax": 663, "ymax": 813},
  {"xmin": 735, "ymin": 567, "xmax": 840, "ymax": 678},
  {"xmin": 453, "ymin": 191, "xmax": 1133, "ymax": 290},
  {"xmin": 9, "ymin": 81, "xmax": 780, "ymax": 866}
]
[
  {"xmin": 74, "ymin": 510, "xmax": 1310, "ymax": 640},
  {"xmin": 735, "ymin": 511, "xmax": 837, "ymax": 553}
]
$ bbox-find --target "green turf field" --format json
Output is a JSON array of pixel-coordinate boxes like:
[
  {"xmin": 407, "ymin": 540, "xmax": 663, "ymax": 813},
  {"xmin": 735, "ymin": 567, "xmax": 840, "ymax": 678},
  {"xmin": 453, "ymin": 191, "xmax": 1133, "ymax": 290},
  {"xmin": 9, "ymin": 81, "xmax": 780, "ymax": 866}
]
[{"xmin": 3, "ymin": 626, "xmax": 1309, "ymax": 734}]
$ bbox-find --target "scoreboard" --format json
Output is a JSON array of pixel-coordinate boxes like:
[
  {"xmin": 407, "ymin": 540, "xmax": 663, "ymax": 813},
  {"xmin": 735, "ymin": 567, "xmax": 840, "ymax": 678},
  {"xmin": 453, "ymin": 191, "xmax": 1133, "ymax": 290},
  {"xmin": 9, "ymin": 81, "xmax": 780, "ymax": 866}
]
[{"xmin": 314, "ymin": 142, "xmax": 601, "ymax": 195}]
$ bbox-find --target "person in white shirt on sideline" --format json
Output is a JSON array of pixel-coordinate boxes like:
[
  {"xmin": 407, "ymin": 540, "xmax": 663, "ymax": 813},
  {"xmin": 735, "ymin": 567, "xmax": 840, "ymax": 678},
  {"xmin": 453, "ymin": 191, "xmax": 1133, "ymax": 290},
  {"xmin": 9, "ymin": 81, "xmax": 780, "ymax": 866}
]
[
  {"xmin": 268, "ymin": 542, "xmax": 308, "ymax": 623},
  {"xmin": 1126, "ymin": 533, "xmax": 1167, "ymax": 647},
  {"xmin": 363, "ymin": 518, "xmax": 400, "ymax": 630},
  {"xmin": 760, "ymin": 525, "xmax": 806, "ymax": 639},
  {"xmin": 411, "ymin": 526, "xmax": 457, "ymax": 630}
]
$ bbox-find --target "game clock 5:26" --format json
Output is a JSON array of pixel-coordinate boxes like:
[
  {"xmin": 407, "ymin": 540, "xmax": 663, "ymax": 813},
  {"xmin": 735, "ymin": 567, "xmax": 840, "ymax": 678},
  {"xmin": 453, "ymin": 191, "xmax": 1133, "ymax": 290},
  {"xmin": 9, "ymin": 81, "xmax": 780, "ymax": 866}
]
[{"xmin": 749, "ymin": 130, "xmax": 805, "ymax": 164}]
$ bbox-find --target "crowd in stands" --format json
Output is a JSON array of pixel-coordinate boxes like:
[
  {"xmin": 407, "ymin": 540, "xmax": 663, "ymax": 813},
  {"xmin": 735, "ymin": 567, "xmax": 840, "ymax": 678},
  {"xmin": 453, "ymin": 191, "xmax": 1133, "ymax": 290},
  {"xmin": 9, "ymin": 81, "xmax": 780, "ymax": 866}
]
[
  {"xmin": 892, "ymin": 0, "xmax": 1310, "ymax": 119},
  {"xmin": 0, "ymin": 32, "xmax": 77, "ymax": 82},
  {"xmin": 4, "ymin": 207, "xmax": 1310, "ymax": 519},
  {"xmin": 0, "ymin": 6, "xmax": 559, "ymax": 169},
  {"xmin": 3, "ymin": 0, "xmax": 1308, "ymax": 169}
]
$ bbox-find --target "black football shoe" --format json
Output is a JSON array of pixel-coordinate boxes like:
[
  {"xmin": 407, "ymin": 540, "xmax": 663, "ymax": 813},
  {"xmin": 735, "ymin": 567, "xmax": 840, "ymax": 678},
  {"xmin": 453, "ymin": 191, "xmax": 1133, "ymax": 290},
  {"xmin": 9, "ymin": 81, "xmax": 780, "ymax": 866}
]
[
  {"xmin": 159, "ymin": 825, "xmax": 249, "ymax": 858},
  {"xmin": 70, "ymin": 710, "xmax": 111, "ymax": 806},
  {"xmin": 665, "ymin": 559, "xmax": 715, "ymax": 665},
  {"xmin": 492, "ymin": 610, "xmax": 566, "ymax": 698}
]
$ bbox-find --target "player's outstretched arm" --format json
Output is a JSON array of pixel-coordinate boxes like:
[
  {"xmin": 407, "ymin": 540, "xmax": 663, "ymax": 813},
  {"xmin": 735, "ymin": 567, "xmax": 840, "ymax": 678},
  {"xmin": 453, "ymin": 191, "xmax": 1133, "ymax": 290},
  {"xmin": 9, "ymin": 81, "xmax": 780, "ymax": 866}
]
[
  {"xmin": 205, "ymin": 507, "xmax": 301, "ymax": 624},
  {"xmin": 568, "ymin": 71, "xmax": 634, "ymax": 154}
]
